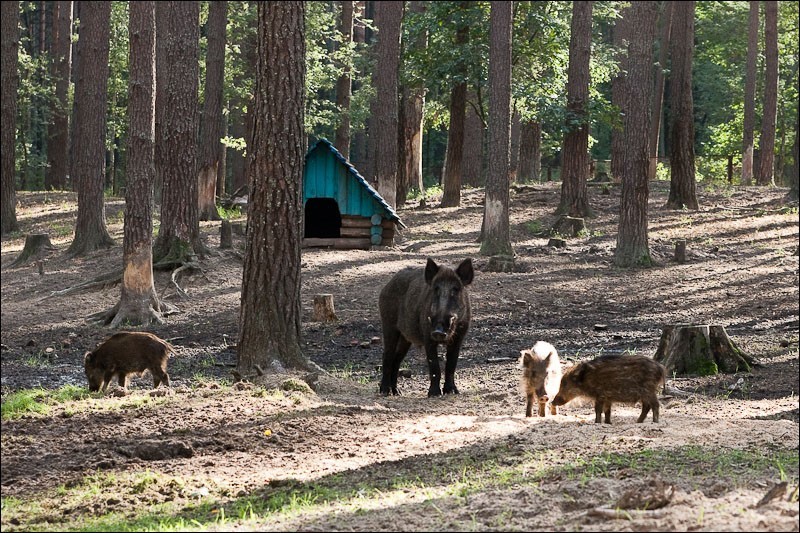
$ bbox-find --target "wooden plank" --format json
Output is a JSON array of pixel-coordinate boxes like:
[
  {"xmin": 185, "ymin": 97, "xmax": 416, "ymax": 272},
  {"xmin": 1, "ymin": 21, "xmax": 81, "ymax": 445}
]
[
  {"xmin": 302, "ymin": 237, "xmax": 371, "ymax": 250},
  {"xmin": 340, "ymin": 226, "xmax": 371, "ymax": 237},
  {"xmin": 340, "ymin": 216, "xmax": 394, "ymax": 229}
]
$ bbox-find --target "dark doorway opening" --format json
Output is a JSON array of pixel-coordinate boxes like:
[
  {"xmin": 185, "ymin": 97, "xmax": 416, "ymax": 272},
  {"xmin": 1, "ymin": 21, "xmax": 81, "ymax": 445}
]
[{"xmin": 304, "ymin": 198, "xmax": 342, "ymax": 238}]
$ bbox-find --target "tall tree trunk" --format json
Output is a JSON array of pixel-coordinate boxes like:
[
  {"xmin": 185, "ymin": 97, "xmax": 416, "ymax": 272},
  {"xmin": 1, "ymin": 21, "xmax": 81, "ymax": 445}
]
[
  {"xmin": 480, "ymin": 0, "xmax": 513, "ymax": 257},
  {"xmin": 334, "ymin": 0, "xmax": 353, "ymax": 158},
  {"xmin": 518, "ymin": 120, "xmax": 541, "ymax": 183},
  {"xmin": 648, "ymin": 1, "xmax": 673, "ymax": 180},
  {"xmin": 610, "ymin": 4, "xmax": 630, "ymax": 183},
  {"xmin": 372, "ymin": 0, "xmax": 403, "ymax": 210},
  {"xmin": 154, "ymin": 1, "xmax": 168, "ymax": 204},
  {"xmin": 153, "ymin": 1, "xmax": 203, "ymax": 264},
  {"xmin": 67, "ymin": 1, "xmax": 114, "ymax": 256},
  {"xmin": 462, "ymin": 93, "xmax": 485, "ymax": 187},
  {"xmin": 789, "ymin": 108, "xmax": 799, "ymax": 202},
  {"xmin": 741, "ymin": 0, "xmax": 758, "ymax": 185},
  {"xmin": 557, "ymin": 0, "xmax": 593, "ymax": 217},
  {"xmin": 666, "ymin": 0, "xmax": 698, "ymax": 210},
  {"xmin": 349, "ymin": 1, "xmax": 368, "ymax": 172},
  {"xmin": 397, "ymin": 0, "xmax": 426, "ymax": 203},
  {"xmin": 45, "ymin": 1, "xmax": 72, "ymax": 191},
  {"xmin": 238, "ymin": 1, "xmax": 309, "ymax": 374},
  {"xmin": 756, "ymin": 0, "xmax": 778, "ymax": 186},
  {"xmin": 96, "ymin": 0, "xmax": 163, "ymax": 327},
  {"xmin": 1, "ymin": 0, "xmax": 20, "ymax": 235},
  {"xmin": 509, "ymin": 107, "xmax": 521, "ymax": 183},
  {"xmin": 197, "ymin": 0, "xmax": 226, "ymax": 221},
  {"xmin": 614, "ymin": 1, "xmax": 658, "ymax": 268},
  {"xmin": 440, "ymin": 2, "xmax": 470, "ymax": 208}
]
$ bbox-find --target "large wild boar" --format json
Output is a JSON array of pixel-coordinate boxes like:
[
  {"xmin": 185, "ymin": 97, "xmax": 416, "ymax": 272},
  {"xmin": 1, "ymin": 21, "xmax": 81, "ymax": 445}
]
[
  {"xmin": 84, "ymin": 331, "xmax": 173, "ymax": 393},
  {"xmin": 519, "ymin": 341, "xmax": 562, "ymax": 417},
  {"xmin": 379, "ymin": 258, "xmax": 474, "ymax": 397},
  {"xmin": 551, "ymin": 354, "xmax": 666, "ymax": 424}
]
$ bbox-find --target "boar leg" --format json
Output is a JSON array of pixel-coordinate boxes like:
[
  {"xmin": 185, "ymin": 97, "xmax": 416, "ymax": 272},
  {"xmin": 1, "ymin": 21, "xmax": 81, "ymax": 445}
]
[
  {"xmin": 525, "ymin": 394, "xmax": 535, "ymax": 417},
  {"xmin": 380, "ymin": 327, "xmax": 404, "ymax": 396},
  {"xmin": 118, "ymin": 373, "xmax": 128, "ymax": 390},
  {"xmin": 640, "ymin": 395, "xmax": 659, "ymax": 423},
  {"xmin": 537, "ymin": 399, "xmax": 546, "ymax": 417},
  {"xmin": 101, "ymin": 370, "xmax": 115, "ymax": 392},
  {"xmin": 550, "ymin": 403, "xmax": 558, "ymax": 416},
  {"xmin": 425, "ymin": 342, "xmax": 442, "ymax": 397},
  {"xmin": 593, "ymin": 400, "xmax": 604, "ymax": 423},
  {"xmin": 442, "ymin": 338, "xmax": 462, "ymax": 395},
  {"xmin": 603, "ymin": 402, "xmax": 612, "ymax": 424},
  {"xmin": 388, "ymin": 337, "xmax": 411, "ymax": 395},
  {"xmin": 153, "ymin": 368, "xmax": 169, "ymax": 388}
]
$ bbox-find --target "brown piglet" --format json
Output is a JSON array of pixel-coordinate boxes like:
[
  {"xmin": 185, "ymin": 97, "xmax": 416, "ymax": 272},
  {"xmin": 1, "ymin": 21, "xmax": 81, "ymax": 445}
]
[
  {"xmin": 84, "ymin": 331, "xmax": 173, "ymax": 393},
  {"xmin": 519, "ymin": 341, "xmax": 562, "ymax": 417}
]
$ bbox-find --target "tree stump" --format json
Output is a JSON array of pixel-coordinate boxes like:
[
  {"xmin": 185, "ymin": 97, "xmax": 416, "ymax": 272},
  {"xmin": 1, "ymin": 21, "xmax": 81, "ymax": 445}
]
[
  {"xmin": 220, "ymin": 220, "xmax": 233, "ymax": 249},
  {"xmin": 484, "ymin": 254, "xmax": 516, "ymax": 272},
  {"xmin": 9, "ymin": 234, "xmax": 57, "ymax": 267},
  {"xmin": 548, "ymin": 238, "xmax": 567, "ymax": 249},
  {"xmin": 312, "ymin": 294, "xmax": 337, "ymax": 322},
  {"xmin": 674, "ymin": 239, "xmax": 687, "ymax": 263},
  {"xmin": 551, "ymin": 216, "xmax": 586, "ymax": 237},
  {"xmin": 654, "ymin": 324, "xmax": 758, "ymax": 376}
]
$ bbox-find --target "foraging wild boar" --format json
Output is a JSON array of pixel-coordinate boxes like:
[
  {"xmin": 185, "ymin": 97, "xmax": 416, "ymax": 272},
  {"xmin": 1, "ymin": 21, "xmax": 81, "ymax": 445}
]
[
  {"xmin": 84, "ymin": 332, "xmax": 173, "ymax": 393},
  {"xmin": 519, "ymin": 341, "xmax": 562, "ymax": 417},
  {"xmin": 379, "ymin": 258, "xmax": 474, "ymax": 397},
  {"xmin": 551, "ymin": 355, "xmax": 666, "ymax": 424}
]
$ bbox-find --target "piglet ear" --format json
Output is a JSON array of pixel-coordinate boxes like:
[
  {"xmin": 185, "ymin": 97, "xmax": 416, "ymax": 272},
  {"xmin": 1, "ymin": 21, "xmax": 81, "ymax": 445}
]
[
  {"xmin": 519, "ymin": 350, "xmax": 532, "ymax": 368},
  {"xmin": 455, "ymin": 258, "xmax": 474, "ymax": 286},
  {"xmin": 424, "ymin": 258, "xmax": 439, "ymax": 285},
  {"xmin": 84, "ymin": 351, "xmax": 93, "ymax": 364}
]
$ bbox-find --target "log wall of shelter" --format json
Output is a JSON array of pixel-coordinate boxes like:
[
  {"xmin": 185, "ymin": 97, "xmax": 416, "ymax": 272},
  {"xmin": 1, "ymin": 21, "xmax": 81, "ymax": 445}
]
[{"xmin": 303, "ymin": 215, "xmax": 395, "ymax": 249}]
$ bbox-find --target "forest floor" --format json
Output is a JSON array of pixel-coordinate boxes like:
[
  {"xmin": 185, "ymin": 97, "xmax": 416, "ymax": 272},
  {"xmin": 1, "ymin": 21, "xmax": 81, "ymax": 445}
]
[{"xmin": 1, "ymin": 180, "xmax": 798, "ymax": 532}]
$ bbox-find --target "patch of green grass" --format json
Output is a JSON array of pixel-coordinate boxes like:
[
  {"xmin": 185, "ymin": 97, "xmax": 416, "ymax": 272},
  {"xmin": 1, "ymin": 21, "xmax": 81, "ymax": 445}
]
[
  {"xmin": 217, "ymin": 205, "xmax": 243, "ymax": 220},
  {"xmin": 1, "ymin": 388, "xmax": 50, "ymax": 419},
  {"xmin": 524, "ymin": 220, "xmax": 544, "ymax": 235}
]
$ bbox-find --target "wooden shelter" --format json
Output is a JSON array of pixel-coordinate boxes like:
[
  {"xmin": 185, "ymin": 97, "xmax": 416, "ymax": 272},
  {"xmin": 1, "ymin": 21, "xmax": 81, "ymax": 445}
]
[{"xmin": 303, "ymin": 138, "xmax": 405, "ymax": 249}]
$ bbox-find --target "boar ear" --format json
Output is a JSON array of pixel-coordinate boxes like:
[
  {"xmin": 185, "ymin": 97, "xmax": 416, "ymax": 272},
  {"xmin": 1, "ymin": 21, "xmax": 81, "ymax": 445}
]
[
  {"xmin": 519, "ymin": 350, "xmax": 532, "ymax": 367},
  {"xmin": 424, "ymin": 258, "xmax": 439, "ymax": 285},
  {"xmin": 455, "ymin": 258, "xmax": 474, "ymax": 286},
  {"xmin": 84, "ymin": 351, "xmax": 93, "ymax": 364}
]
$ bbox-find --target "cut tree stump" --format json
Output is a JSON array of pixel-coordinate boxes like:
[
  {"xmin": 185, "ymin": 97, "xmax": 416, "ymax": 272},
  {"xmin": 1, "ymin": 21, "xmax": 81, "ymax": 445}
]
[
  {"xmin": 312, "ymin": 294, "xmax": 337, "ymax": 322},
  {"xmin": 674, "ymin": 239, "xmax": 687, "ymax": 263},
  {"xmin": 220, "ymin": 220, "xmax": 233, "ymax": 249},
  {"xmin": 654, "ymin": 324, "xmax": 758, "ymax": 376},
  {"xmin": 551, "ymin": 216, "xmax": 586, "ymax": 237},
  {"xmin": 9, "ymin": 234, "xmax": 57, "ymax": 267}
]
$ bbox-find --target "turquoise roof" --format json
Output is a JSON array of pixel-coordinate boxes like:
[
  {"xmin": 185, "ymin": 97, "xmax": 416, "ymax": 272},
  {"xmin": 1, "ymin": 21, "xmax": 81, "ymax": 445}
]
[{"xmin": 304, "ymin": 138, "xmax": 405, "ymax": 228}]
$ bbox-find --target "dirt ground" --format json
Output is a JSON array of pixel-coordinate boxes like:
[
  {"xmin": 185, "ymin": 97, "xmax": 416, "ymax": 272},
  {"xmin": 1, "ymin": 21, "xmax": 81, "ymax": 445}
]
[{"xmin": 1, "ymin": 181, "xmax": 798, "ymax": 531}]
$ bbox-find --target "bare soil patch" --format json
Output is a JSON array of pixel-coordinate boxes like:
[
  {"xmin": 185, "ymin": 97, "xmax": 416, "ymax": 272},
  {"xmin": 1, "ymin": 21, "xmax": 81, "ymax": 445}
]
[{"xmin": 1, "ymin": 181, "xmax": 798, "ymax": 531}]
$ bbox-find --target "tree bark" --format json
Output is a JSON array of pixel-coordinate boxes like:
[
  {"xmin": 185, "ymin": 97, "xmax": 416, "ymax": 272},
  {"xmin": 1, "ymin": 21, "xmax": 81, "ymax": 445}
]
[
  {"xmin": 372, "ymin": 1, "xmax": 403, "ymax": 210},
  {"xmin": 154, "ymin": 1, "xmax": 168, "ymax": 204},
  {"xmin": 517, "ymin": 120, "xmax": 540, "ymax": 183},
  {"xmin": 666, "ymin": 0, "xmax": 698, "ymax": 210},
  {"xmin": 654, "ymin": 324, "xmax": 757, "ymax": 376},
  {"xmin": 440, "ymin": 2, "xmax": 470, "ymax": 208},
  {"xmin": 67, "ymin": 1, "xmax": 114, "ymax": 256},
  {"xmin": 45, "ymin": 1, "xmax": 72, "ymax": 191},
  {"xmin": 397, "ymin": 0, "xmax": 426, "ymax": 203},
  {"xmin": 557, "ymin": 1, "xmax": 593, "ymax": 218},
  {"xmin": 153, "ymin": 1, "xmax": 203, "ymax": 265},
  {"xmin": 614, "ymin": 1, "xmax": 658, "ymax": 268},
  {"xmin": 96, "ymin": 0, "xmax": 164, "ymax": 327},
  {"xmin": 462, "ymin": 92, "xmax": 485, "ymax": 187},
  {"xmin": 648, "ymin": 1, "xmax": 673, "ymax": 181},
  {"xmin": 741, "ymin": 0, "xmax": 758, "ymax": 185},
  {"xmin": 610, "ymin": 4, "xmax": 631, "ymax": 183},
  {"xmin": 197, "ymin": 0, "xmax": 227, "ymax": 221},
  {"xmin": 789, "ymin": 108, "xmax": 799, "ymax": 202},
  {"xmin": 334, "ymin": 0, "xmax": 353, "ymax": 158},
  {"xmin": 1, "ymin": 0, "xmax": 20, "ymax": 236},
  {"xmin": 509, "ymin": 107, "xmax": 521, "ymax": 184},
  {"xmin": 756, "ymin": 0, "xmax": 778, "ymax": 186},
  {"xmin": 480, "ymin": 0, "xmax": 513, "ymax": 258},
  {"xmin": 238, "ymin": 2, "xmax": 309, "ymax": 373}
]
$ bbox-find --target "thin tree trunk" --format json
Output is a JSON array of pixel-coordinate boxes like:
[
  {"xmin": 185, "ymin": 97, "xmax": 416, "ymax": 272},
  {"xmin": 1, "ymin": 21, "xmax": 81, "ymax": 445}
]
[
  {"xmin": 238, "ymin": 1, "xmax": 309, "ymax": 373},
  {"xmin": 349, "ymin": 1, "xmax": 368, "ymax": 172},
  {"xmin": 1, "ymin": 0, "xmax": 20, "ymax": 235},
  {"xmin": 611, "ymin": 4, "xmax": 630, "ymax": 183},
  {"xmin": 666, "ymin": 0, "xmax": 698, "ymax": 210},
  {"xmin": 648, "ymin": 1, "xmax": 673, "ymax": 180},
  {"xmin": 67, "ymin": 1, "xmax": 114, "ymax": 256},
  {"xmin": 462, "ymin": 93, "xmax": 485, "ymax": 187},
  {"xmin": 153, "ymin": 1, "xmax": 203, "ymax": 264},
  {"xmin": 197, "ymin": 0, "xmax": 226, "ymax": 221},
  {"xmin": 741, "ymin": 0, "xmax": 758, "ymax": 185},
  {"xmin": 756, "ymin": 0, "xmax": 778, "ymax": 186},
  {"xmin": 615, "ymin": 1, "xmax": 658, "ymax": 268},
  {"xmin": 509, "ymin": 107, "xmax": 521, "ymax": 184},
  {"xmin": 334, "ymin": 0, "xmax": 353, "ymax": 158},
  {"xmin": 557, "ymin": 0, "xmax": 593, "ymax": 217},
  {"xmin": 789, "ymin": 108, "xmax": 799, "ymax": 202},
  {"xmin": 518, "ymin": 120, "xmax": 542, "ymax": 183},
  {"xmin": 154, "ymin": 1, "xmax": 168, "ymax": 204},
  {"xmin": 45, "ymin": 1, "xmax": 72, "ymax": 191},
  {"xmin": 397, "ymin": 0, "xmax": 426, "ymax": 201},
  {"xmin": 480, "ymin": 0, "xmax": 513, "ymax": 257}
]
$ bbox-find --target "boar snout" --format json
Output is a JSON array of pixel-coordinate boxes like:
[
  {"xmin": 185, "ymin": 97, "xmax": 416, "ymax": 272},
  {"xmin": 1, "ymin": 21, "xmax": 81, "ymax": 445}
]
[{"xmin": 429, "ymin": 314, "xmax": 456, "ymax": 342}]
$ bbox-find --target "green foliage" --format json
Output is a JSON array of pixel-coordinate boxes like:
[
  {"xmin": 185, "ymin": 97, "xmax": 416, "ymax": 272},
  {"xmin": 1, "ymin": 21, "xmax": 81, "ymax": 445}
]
[{"xmin": 1, "ymin": 385, "xmax": 94, "ymax": 420}]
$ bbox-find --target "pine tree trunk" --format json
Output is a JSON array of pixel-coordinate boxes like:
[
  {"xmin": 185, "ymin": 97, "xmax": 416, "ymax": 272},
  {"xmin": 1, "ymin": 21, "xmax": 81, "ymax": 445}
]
[
  {"xmin": 462, "ymin": 93, "xmax": 485, "ymax": 187},
  {"xmin": 1, "ymin": 0, "xmax": 20, "ymax": 236},
  {"xmin": 558, "ymin": 1, "xmax": 593, "ymax": 218},
  {"xmin": 517, "ymin": 120, "xmax": 537, "ymax": 183},
  {"xmin": 654, "ymin": 324, "xmax": 758, "ymax": 376},
  {"xmin": 610, "ymin": 5, "xmax": 630, "ymax": 183},
  {"xmin": 238, "ymin": 2, "xmax": 308, "ymax": 374},
  {"xmin": 372, "ymin": 1, "xmax": 402, "ymax": 211},
  {"xmin": 153, "ymin": 1, "xmax": 202, "ymax": 264},
  {"xmin": 154, "ymin": 1, "xmax": 168, "ymax": 204},
  {"xmin": 741, "ymin": 0, "xmax": 758, "ymax": 185},
  {"xmin": 756, "ymin": 0, "xmax": 778, "ymax": 186},
  {"xmin": 398, "ymin": 84, "xmax": 424, "ymax": 205},
  {"xmin": 197, "ymin": 0, "xmax": 226, "ymax": 222},
  {"xmin": 334, "ymin": 0, "xmax": 353, "ymax": 159},
  {"xmin": 480, "ymin": 0, "xmax": 513, "ymax": 259},
  {"xmin": 614, "ymin": 1, "xmax": 658, "ymax": 268},
  {"xmin": 67, "ymin": 1, "xmax": 114, "ymax": 257},
  {"xmin": 666, "ymin": 0, "xmax": 698, "ymax": 211},
  {"xmin": 509, "ymin": 107, "xmax": 520, "ymax": 184},
  {"xmin": 45, "ymin": 1, "xmax": 72, "ymax": 191},
  {"xmin": 440, "ymin": 5, "xmax": 469, "ymax": 208},
  {"xmin": 789, "ymin": 109, "xmax": 799, "ymax": 202},
  {"xmin": 96, "ymin": 1, "xmax": 163, "ymax": 327},
  {"xmin": 648, "ymin": 1, "xmax": 672, "ymax": 181}
]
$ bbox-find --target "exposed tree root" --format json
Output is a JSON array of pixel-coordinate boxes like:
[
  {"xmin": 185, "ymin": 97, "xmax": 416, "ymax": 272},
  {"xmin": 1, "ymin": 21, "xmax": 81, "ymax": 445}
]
[{"xmin": 47, "ymin": 269, "xmax": 123, "ymax": 298}]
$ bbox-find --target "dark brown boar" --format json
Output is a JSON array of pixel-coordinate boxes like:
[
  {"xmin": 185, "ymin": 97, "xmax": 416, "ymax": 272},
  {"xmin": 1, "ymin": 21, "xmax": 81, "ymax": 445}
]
[
  {"xmin": 84, "ymin": 332, "xmax": 173, "ymax": 393},
  {"xmin": 379, "ymin": 258, "xmax": 474, "ymax": 397},
  {"xmin": 519, "ymin": 341, "xmax": 562, "ymax": 417},
  {"xmin": 551, "ymin": 354, "xmax": 666, "ymax": 424}
]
